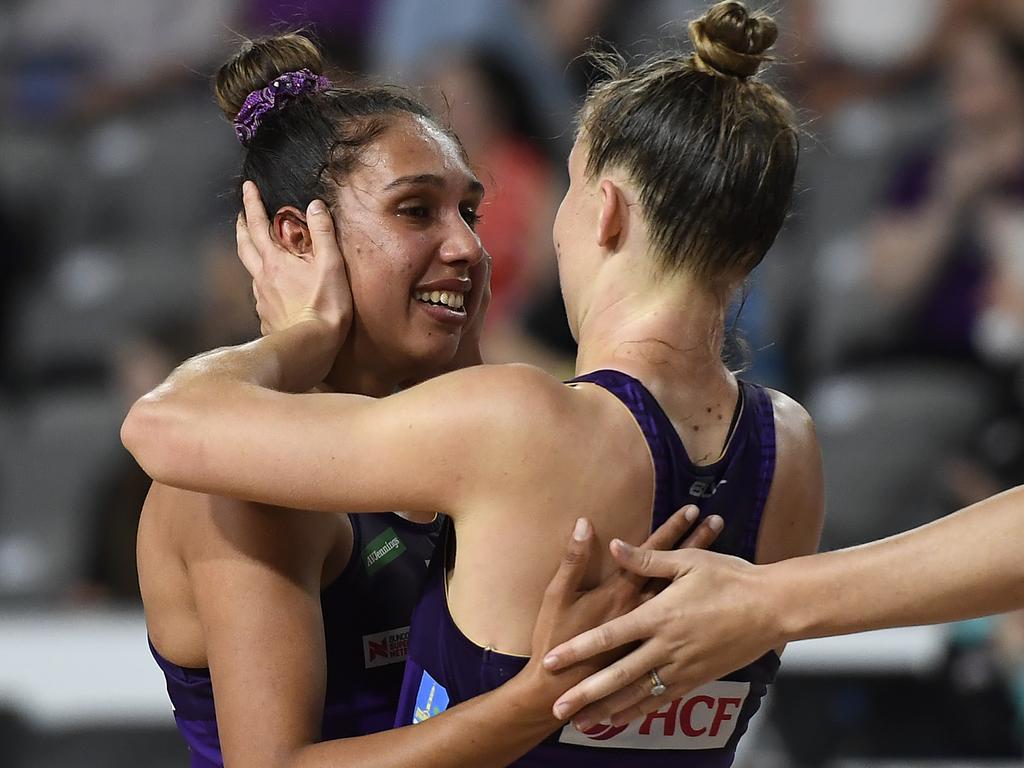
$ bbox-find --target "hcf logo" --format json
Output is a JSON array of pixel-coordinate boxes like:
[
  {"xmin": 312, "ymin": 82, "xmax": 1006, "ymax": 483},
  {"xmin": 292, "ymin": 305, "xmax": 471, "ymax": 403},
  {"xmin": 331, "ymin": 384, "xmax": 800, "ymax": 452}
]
[
  {"xmin": 579, "ymin": 722, "xmax": 629, "ymax": 740},
  {"xmin": 558, "ymin": 681, "xmax": 752, "ymax": 751}
]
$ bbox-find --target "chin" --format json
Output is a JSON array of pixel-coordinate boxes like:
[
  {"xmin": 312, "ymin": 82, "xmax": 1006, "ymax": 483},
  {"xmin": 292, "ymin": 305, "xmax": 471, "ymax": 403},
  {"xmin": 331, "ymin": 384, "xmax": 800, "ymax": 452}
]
[{"xmin": 399, "ymin": 333, "xmax": 461, "ymax": 373}]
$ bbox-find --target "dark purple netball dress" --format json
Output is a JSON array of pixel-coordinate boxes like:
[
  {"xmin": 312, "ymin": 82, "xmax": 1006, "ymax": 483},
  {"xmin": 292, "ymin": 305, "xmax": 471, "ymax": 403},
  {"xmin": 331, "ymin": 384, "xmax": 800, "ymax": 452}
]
[
  {"xmin": 395, "ymin": 369, "xmax": 779, "ymax": 767},
  {"xmin": 151, "ymin": 512, "xmax": 439, "ymax": 767}
]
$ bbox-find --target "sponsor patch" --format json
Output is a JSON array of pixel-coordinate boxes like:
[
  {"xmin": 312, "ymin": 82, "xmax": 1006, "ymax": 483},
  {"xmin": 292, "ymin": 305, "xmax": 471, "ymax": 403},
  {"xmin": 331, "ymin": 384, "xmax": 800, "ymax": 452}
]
[
  {"xmin": 362, "ymin": 626, "xmax": 410, "ymax": 668},
  {"xmin": 413, "ymin": 669, "xmax": 450, "ymax": 724},
  {"xmin": 363, "ymin": 527, "xmax": 406, "ymax": 575},
  {"xmin": 558, "ymin": 681, "xmax": 750, "ymax": 750}
]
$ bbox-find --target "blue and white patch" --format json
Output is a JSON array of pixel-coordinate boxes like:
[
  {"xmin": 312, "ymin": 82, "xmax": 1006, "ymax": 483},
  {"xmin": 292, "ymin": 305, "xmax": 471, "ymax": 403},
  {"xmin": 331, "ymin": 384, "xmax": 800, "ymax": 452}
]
[{"xmin": 412, "ymin": 669, "xmax": 450, "ymax": 724}]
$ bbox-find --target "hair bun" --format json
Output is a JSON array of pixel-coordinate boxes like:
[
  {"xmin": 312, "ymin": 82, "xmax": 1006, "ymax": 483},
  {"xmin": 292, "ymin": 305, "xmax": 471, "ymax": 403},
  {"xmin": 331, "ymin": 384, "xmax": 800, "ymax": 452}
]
[
  {"xmin": 689, "ymin": 1, "xmax": 778, "ymax": 79},
  {"xmin": 215, "ymin": 33, "xmax": 324, "ymax": 120}
]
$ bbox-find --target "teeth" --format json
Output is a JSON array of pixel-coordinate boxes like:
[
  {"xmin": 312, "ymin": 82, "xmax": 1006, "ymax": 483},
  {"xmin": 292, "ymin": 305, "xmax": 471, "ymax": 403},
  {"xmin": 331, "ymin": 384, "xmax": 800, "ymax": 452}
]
[{"xmin": 414, "ymin": 290, "xmax": 467, "ymax": 310}]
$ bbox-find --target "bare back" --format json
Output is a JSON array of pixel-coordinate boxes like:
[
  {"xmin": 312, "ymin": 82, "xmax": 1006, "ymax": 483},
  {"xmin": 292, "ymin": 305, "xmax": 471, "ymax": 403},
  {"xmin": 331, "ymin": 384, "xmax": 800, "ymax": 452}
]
[{"xmin": 445, "ymin": 364, "xmax": 823, "ymax": 656}]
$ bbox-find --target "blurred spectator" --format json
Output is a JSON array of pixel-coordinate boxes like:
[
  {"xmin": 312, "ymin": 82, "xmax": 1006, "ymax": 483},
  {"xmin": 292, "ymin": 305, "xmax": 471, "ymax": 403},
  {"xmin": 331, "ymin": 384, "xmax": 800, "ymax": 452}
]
[
  {"xmin": 370, "ymin": 0, "xmax": 583, "ymax": 155},
  {"xmin": 243, "ymin": 0, "xmax": 381, "ymax": 71},
  {"xmin": 8, "ymin": 0, "xmax": 239, "ymax": 123},
  {"xmin": 864, "ymin": 18, "xmax": 1024, "ymax": 364},
  {"xmin": 80, "ymin": 317, "xmax": 199, "ymax": 603},
  {"xmin": 425, "ymin": 50, "xmax": 557, "ymax": 326}
]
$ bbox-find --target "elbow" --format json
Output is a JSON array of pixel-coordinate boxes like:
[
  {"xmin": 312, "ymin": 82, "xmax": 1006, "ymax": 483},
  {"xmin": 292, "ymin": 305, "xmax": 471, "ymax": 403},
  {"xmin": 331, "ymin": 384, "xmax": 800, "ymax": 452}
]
[{"xmin": 121, "ymin": 392, "xmax": 194, "ymax": 486}]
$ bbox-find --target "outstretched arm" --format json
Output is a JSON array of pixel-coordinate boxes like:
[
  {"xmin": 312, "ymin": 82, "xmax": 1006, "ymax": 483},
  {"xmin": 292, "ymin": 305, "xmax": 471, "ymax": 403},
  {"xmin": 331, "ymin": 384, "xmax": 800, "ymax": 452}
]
[{"xmin": 544, "ymin": 484, "xmax": 1024, "ymax": 725}]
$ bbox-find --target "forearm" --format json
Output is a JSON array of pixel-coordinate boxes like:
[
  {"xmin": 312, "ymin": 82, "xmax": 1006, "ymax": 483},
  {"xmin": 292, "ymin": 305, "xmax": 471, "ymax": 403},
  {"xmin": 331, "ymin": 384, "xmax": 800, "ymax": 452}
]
[
  {"xmin": 169, "ymin": 319, "xmax": 337, "ymax": 395},
  {"xmin": 123, "ymin": 320, "xmax": 337, "ymax": 477},
  {"xmin": 288, "ymin": 674, "xmax": 559, "ymax": 768},
  {"xmin": 869, "ymin": 198, "xmax": 960, "ymax": 302},
  {"xmin": 772, "ymin": 486, "xmax": 1024, "ymax": 641}
]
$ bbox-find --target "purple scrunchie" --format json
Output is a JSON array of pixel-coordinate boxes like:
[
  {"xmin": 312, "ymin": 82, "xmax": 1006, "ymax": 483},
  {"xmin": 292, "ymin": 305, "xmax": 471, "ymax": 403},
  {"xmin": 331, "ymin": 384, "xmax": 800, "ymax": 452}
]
[{"xmin": 233, "ymin": 68, "xmax": 332, "ymax": 146}]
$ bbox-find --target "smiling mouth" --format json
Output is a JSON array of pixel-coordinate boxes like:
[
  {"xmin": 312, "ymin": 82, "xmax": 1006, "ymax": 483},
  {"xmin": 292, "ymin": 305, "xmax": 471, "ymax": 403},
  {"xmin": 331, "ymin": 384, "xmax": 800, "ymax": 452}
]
[{"xmin": 414, "ymin": 290, "xmax": 466, "ymax": 311}]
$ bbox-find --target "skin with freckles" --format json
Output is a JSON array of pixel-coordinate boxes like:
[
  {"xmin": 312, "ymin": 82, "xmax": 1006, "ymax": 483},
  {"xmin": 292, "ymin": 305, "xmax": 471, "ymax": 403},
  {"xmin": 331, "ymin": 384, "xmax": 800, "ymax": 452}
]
[{"xmin": 273, "ymin": 114, "xmax": 487, "ymax": 395}]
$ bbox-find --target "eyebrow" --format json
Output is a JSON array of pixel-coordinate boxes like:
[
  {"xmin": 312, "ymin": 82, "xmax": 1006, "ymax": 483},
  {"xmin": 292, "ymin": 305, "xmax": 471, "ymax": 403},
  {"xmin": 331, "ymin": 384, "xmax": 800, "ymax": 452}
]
[{"xmin": 384, "ymin": 173, "xmax": 485, "ymax": 196}]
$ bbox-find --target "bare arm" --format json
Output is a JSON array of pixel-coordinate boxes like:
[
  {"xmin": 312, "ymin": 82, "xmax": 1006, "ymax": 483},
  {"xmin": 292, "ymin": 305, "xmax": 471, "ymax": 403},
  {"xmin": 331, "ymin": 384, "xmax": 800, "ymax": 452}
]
[
  {"xmin": 546, "ymin": 483, "xmax": 1024, "ymax": 730},
  {"xmin": 868, "ymin": 194, "xmax": 961, "ymax": 305},
  {"xmin": 545, "ymin": 486, "xmax": 1024, "ymax": 728},
  {"xmin": 182, "ymin": 491, "xmax": 338, "ymax": 768},
  {"xmin": 287, "ymin": 507, "xmax": 721, "ymax": 768},
  {"xmin": 186, "ymin": 489, "xmax": 586, "ymax": 768},
  {"xmin": 122, "ymin": 345, "xmax": 563, "ymax": 517},
  {"xmin": 121, "ymin": 190, "xmax": 566, "ymax": 518},
  {"xmin": 774, "ymin": 484, "xmax": 1024, "ymax": 639}
]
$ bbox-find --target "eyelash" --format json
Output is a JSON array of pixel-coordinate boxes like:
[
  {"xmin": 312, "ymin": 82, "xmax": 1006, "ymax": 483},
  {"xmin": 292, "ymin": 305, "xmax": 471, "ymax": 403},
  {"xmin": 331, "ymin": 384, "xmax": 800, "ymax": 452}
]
[{"xmin": 398, "ymin": 205, "xmax": 483, "ymax": 230}]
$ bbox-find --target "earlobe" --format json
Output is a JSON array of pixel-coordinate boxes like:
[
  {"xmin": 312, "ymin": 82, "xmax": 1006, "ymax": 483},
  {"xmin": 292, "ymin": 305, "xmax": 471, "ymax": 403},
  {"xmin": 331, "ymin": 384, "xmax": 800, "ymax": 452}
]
[
  {"xmin": 596, "ymin": 180, "xmax": 625, "ymax": 251},
  {"xmin": 273, "ymin": 206, "xmax": 314, "ymax": 261}
]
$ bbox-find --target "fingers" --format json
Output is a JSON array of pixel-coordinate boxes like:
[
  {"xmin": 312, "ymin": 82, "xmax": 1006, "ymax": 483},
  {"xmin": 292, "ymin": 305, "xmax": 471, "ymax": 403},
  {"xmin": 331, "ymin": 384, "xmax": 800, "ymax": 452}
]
[
  {"xmin": 608, "ymin": 539, "xmax": 687, "ymax": 581},
  {"xmin": 305, "ymin": 199, "xmax": 343, "ymax": 270},
  {"xmin": 241, "ymin": 180, "xmax": 272, "ymax": 243},
  {"xmin": 678, "ymin": 514, "xmax": 723, "ymax": 551},
  {"xmin": 236, "ymin": 214, "xmax": 262, "ymax": 277},
  {"xmin": 604, "ymin": 675, "xmax": 703, "ymax": 728},
  {"xmin": 641, "ymin": 504, "xmax": 699, "ymax": 551},
  {"xmin": 608, "ymin": 505, "xmax": 700, "ymax": 591},
  {"xmin": 543, "ymin": 518, "xmax": 594, "ymax": 609},
  {"xmin": 543, "ymin": 601, "xmax": 653, "ymax": 672},
  {"xmin": 550, "ymin": 637, "xmax": 662, "ymax": 722}
]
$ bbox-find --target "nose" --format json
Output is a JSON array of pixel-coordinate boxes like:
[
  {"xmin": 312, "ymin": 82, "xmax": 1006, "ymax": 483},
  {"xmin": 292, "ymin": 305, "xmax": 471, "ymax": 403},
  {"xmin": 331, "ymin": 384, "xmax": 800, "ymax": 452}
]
[{"xmin": 438, "ymin": 215, "xmax": 484, "ymax": 269}]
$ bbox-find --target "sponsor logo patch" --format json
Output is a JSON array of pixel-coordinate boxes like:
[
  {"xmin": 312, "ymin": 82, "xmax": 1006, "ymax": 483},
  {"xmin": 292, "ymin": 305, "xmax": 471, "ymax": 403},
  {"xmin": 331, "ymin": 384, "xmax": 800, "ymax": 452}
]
[
  {"xmin": 363, "ymin": 527, "xmax": 406, "ymax": 575},
  {"xmin": 362, "ymin": 626, "xmax": 410, "ymax": 668},
  {"xmin": 413, "ymin": 669, "xmax": 449, "ymax": 724},
  {"xmin": 558, "ymin": 681, "xmax": 750, "ymax": 750},
  {"xmin": 689, "ymin": 478, "xmax": 727, "ymax": 499}
]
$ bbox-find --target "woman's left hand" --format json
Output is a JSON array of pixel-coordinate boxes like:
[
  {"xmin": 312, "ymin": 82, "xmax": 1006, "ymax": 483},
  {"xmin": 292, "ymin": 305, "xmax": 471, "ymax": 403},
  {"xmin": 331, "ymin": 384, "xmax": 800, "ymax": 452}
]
[
  {"xmin": 542, "ymin": 542, "xmax": 780, "ymax": 730},
  {"xmin": 236, "ymin": 180, "xmax": 353, "ymax": 342}
]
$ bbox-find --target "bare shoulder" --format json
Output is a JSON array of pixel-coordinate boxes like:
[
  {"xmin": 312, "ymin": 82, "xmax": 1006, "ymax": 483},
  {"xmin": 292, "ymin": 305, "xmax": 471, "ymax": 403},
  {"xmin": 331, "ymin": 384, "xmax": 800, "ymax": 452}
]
[
  {"xmin": 766, "ymin": 388, "xmax": 818, "ymax": 454},
  {"xmin": 756, "ymin": 389, "xmax": 824, "ymax": 565},
  {"xmin": 420, "ymin": 362, "xmax": 572, "ymax": 412},
  {"xmin": 144, "ymin": 481, "xmax": 348, "ymax": 574},
  {"xmin": 406, "ymin": 362, "xmax": 580, "ymax": 447}
]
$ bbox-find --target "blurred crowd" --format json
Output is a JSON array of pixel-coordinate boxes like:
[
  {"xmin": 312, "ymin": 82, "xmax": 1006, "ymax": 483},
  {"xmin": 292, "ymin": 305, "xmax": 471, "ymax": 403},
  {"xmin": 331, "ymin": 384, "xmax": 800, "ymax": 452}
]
[{"xmin": 1, "ymin": 0, "xmax": 1024, "ymax": 763}]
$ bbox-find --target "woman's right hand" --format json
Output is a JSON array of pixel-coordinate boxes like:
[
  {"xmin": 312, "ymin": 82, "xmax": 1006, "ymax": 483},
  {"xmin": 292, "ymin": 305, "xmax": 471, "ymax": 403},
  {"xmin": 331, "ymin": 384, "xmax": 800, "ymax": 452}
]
[
  {"xmin": 525, "ymin": 507, "xmax": 724, "ymax": 721},
  {"xmin": 237, "ymin": 181, "xmax": 353, "ymax": 342}
]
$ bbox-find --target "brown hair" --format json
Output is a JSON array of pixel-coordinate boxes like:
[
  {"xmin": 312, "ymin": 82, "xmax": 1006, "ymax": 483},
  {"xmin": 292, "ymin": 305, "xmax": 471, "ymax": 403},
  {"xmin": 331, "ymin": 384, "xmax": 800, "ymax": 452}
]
[
  {"xmin": 579, "ymin": 1, "xmax": 798, "ymax": 285},
  {"xmin": 214, "ymin": 33, "xmax": 452, "ymax": 217}
]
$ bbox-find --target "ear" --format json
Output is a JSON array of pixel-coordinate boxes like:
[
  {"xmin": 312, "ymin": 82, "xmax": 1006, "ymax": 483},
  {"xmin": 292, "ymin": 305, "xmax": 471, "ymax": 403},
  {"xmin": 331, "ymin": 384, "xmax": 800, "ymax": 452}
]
[
  {"xmin": 596, "ymin": 180, "xmax": 628, "ymax": 252},
  {"xmin": 272, "ymin": 206, "xmax": 313, "ymax": 262}
]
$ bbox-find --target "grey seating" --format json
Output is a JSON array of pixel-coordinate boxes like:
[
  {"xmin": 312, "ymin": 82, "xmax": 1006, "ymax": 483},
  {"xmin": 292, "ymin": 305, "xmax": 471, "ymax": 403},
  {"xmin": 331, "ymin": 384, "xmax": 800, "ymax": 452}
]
[
  {"xmin": 0, "ymin": 388, "xmax": 123, "ymax": 598},
  {"xmin": 809, "ymin": 365, "xmax": 993, "ymax": 549}
]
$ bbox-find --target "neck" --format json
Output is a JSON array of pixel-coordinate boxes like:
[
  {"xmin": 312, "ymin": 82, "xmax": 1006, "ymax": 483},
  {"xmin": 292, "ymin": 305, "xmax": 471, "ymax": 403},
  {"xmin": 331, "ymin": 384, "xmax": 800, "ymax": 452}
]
[
  {"xmin": 574, "ymin": 267, "xmax": 732, "ymax": 385},
  {"xmin": 321, "ymin": 338, "xmax": 408, "ymax": 397}
]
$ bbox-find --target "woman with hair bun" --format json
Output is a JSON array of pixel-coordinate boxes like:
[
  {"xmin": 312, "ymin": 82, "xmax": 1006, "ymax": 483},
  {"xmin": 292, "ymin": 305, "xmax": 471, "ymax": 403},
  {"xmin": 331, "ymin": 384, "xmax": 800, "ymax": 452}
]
[
  {"xmin": 127, "ymin": 2, "xmax": 821, "ymax": 765},
  {"xmin": 137, "ymin": 32, "xmax": 715, "ymax": 768}
]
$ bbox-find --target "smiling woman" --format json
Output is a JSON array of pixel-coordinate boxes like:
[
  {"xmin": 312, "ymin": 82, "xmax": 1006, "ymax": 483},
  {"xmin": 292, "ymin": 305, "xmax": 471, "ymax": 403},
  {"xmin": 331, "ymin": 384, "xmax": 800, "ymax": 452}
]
[
  {"xmin": 125, "ymin": 4, "xmax": 821, "ymax": 767},
  {"xmin": 131, "ymin": 32, "xmax": 674, "ymax": 768}
]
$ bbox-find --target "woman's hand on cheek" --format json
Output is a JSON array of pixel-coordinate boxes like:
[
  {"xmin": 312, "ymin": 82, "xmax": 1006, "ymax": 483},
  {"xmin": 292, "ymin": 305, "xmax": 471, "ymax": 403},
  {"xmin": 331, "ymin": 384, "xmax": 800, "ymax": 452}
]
[{"xmin": 237, "ymin": 181, "xmax": 353, "ymax": 345}]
